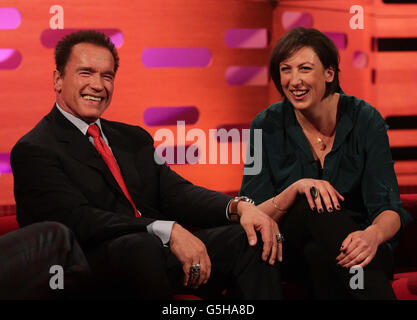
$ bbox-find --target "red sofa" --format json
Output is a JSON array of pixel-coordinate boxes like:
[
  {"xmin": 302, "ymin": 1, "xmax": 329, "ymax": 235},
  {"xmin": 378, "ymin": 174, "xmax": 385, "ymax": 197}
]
[
  {"xmin": 390, "ymin": 194, "xmax": 417, "ymax": 299},
  {"xmin": 1, "ymin": 195, "xmax": 417, "ymax": 299}
]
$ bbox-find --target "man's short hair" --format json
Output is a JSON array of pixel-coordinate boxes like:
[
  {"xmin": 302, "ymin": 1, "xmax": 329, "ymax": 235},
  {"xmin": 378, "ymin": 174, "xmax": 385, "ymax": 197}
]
[
  {"xmin": 269, "ymin": 27, "xmax": 341, "ymax": 99},
  {"xmin": 55, "ymin": 30, "xmax": 119, "ymax": 76}
]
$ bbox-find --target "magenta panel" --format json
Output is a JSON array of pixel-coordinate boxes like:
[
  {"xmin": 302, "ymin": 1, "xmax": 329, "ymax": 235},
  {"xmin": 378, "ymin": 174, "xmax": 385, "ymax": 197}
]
[
  {"xmin": 40, "ymin": 29, "xmax": 124, "ymax": 48},
  {"xmin": 225, "ymin": 66, "xmax": 268, "ymax": 86},
  {"xmin": 0, "ymin": 49, "xmax": 22, "ymax": 70},
  {"xmin": 225, "ymin": 28, "xmax": 268, "ymax": 48},
  {"xmin": 0, "ymin": 8, "xmax": 21, "ymax": 30},
  {"xmin": 142, "ymin": 48, "xmax": 211, "ymax": 68},
  {"xmin": 0, "ymin": 153, "xmax": 11, "ymax": 174},
  {"xmin": 353, "ymin": 51, "xmax": 368, "ymax": 68},
  {"xmin": 323, "ymin": 32, "xmax": 347, "ymax": 50},
  {"xmin": 143, "ymin": 106, "xmax": 199, "ymax": 126},
  {"xmin": 282, "ymin": 11, "xmax": 313, "ymax": 30}
]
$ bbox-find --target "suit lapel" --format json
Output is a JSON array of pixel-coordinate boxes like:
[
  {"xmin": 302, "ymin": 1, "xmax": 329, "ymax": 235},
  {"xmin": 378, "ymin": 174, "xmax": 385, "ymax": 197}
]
[
  {"xmin": 101, "ymin": 121, "xmax": 143, "ymax": 198},
  {"xmin": 48, "ymin": 106, "xmax": 128, "ymax": 199}
]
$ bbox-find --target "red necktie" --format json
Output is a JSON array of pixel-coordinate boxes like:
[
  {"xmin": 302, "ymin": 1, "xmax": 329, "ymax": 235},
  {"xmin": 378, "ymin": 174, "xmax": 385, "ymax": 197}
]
[{"xmin": 87, "ymin": 124, "xmax": 141, "ymax": 217}]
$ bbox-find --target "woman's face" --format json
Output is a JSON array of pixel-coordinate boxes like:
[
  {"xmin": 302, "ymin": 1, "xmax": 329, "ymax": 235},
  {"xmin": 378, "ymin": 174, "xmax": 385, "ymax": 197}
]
[{"xmin": 279, "ymin": 46, "xmax": 334, "ymax": 111}]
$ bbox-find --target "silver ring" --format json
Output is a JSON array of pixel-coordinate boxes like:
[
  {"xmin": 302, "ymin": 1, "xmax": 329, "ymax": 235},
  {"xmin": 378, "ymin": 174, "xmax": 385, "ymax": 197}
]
[
  {"xmin": 190, "ymin": 263, "xmax": 201, "ymax": 278},
  {"xmin": 276, "ymin": 233, "xmax": 284, "ymax": 243}
]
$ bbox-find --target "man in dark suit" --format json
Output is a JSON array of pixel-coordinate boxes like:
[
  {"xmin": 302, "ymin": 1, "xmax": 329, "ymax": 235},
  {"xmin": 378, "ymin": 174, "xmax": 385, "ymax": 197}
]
[{"xmin": 11, "ymin": 30, "xmax": 282, "ymax": 299}]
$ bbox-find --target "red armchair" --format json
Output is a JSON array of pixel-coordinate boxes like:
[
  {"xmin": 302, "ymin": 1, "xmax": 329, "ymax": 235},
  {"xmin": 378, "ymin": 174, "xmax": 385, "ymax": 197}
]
[{"xmin": 1, "ymin": 194, "xmax": 417, "ymax": 299}]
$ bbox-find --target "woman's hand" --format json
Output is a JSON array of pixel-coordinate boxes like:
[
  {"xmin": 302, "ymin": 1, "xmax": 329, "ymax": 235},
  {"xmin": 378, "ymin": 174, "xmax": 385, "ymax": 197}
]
[
  {"xmin": 292, "ymin": 178, "xmax": 344, "ymax": 213},
  {"xmin": 260, "ymin": 178, "xmax": 344, "ymax": 221},
  {"xmin": 336, "ymin": 225, "xmax": 383, "ymax": 268}
]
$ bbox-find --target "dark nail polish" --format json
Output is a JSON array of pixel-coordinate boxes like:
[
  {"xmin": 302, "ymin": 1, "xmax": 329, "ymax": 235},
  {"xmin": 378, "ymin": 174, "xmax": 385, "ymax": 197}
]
[
  {"xmin": 336, "ymin": 205, "xmax": 341, "ymax": 210},
  {"xmin": 319, "ymin": 208, "xmax": 323, "ymax": 213},
  {"xmin": 328, "ymin": 207, "xmax": 333, "ymax": 212}
]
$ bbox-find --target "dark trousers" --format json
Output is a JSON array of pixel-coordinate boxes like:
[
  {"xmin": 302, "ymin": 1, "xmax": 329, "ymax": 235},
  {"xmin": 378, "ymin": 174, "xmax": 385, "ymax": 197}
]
[
  {"xmin": 0, "ymin": 221, "xmax": 91, "ymax": 299},
  {"xmin": 280, "ymin": 197, "xmax": 396, "ymax": 300},
  {"xmin": 85, "ymin": 224, "xmax": 282, "ymax": 299}
]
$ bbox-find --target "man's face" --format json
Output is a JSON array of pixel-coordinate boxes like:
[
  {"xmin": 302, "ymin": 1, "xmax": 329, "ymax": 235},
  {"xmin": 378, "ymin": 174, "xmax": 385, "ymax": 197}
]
[{"xmin": 54, "ymin": 42, "xmax": 115, "ymax": 123}]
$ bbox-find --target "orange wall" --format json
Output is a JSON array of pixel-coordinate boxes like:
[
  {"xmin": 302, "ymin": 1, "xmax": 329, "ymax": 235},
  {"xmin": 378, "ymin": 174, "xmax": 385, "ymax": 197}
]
[{"xmin": 1, "ymin": 0, "xmax": 416, "ymax": 206}]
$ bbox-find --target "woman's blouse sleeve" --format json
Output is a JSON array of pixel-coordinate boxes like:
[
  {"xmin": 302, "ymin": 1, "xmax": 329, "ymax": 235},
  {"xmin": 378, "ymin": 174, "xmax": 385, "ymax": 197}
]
[
  {"xmin": 239, "ymin": 116, "xmax": 276, "ymax": 205},
  {"xmin": 361, "ymin": 108, "xmax": 412, "ymax": 229}
]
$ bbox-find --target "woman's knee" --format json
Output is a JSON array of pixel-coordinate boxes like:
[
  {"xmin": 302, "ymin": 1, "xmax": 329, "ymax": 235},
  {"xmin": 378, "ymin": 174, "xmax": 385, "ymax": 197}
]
[
  {"xmin": 303, "ymin": 241, "xmax": 329, "ymax": 266},
  {"xmin": 288, "ymin": 195, "xmax": 312, "ymax": 214}
]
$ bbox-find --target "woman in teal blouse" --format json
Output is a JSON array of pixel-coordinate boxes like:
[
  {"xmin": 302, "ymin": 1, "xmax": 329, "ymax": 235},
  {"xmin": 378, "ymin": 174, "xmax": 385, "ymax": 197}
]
[{"xmin": 240, "ymin": 27, "xmax": 412, "ymax": 299}]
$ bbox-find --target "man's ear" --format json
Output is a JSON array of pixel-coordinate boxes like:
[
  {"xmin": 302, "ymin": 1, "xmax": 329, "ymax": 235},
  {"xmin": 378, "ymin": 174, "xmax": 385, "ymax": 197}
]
[{"xmin": 53, "ymin": 69, "xmax": 62, "ymax": 93}]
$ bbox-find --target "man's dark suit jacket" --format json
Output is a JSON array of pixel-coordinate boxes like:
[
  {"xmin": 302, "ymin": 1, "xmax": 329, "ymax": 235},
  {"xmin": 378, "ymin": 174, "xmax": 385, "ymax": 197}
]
[{"xmin": 11, "ymin": 106, "xmax": 232, "ymax": 249}]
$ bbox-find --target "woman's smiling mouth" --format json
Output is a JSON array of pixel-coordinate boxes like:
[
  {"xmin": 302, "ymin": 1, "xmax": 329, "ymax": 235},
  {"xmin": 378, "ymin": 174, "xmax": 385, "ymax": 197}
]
[{"xmin": 290, "ymin": 89, "xmax": 309, "ymax": 100}]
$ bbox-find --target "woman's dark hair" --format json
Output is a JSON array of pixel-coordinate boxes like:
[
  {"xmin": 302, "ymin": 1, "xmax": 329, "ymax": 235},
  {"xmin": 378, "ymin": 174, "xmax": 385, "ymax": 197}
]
[
  {"xmin": 55, "ymin": 30, "xmax": 119, "ymax": 76},
  {"xmin": 269, "ymin": 27, "xmax": 341, "ymax": 99}
]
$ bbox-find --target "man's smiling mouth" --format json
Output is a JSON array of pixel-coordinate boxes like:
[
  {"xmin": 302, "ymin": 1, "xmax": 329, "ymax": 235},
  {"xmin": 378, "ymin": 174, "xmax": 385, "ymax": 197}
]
[{"xmin": 81, "ymin": 94, "xmax": 103, "ymax": 102}]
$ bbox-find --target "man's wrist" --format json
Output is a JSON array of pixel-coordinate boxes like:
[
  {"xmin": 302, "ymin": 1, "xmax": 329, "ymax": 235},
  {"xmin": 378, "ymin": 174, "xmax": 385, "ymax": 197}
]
[
  {"xmin": 147, "ymin": 220, "xmax": 176, "ymax": 246},
  {"xmin": 227, "ymin": 196, "xmax": 255, "ymax": 222},
  {"xmin": 237, "ymin": 200, "xmax": 253, "ymax": 215}
]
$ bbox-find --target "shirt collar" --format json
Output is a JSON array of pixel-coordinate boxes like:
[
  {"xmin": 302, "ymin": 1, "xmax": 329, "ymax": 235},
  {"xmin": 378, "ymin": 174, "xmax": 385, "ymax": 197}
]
[
  {"xmin": 55, "ymin": 102, "xmax": 104, "ymax": 136},
  {"xmin": 281, "ymin": 93, "xmax": 353, "ymax": 157}
]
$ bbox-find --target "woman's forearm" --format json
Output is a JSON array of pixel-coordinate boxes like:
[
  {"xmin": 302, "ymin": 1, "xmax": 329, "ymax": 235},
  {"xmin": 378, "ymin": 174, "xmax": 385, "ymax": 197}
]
[
  {"xmin": 257, "ymin": 183, "xmax": 298, "ymax": 221},
  {"xmin": 369, "ymin": 210, "xmax": 401, "ymax": 244}
]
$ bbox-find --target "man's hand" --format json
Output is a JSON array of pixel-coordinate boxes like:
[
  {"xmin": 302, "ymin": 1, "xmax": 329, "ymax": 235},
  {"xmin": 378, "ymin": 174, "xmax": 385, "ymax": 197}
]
[
  {"xmin": 169, "ymin": 223, "xmax": 211, "ymax": 288},
  {"xmin": 238, "ymin": 202, "xmax": 282, "ymax": 265}
]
